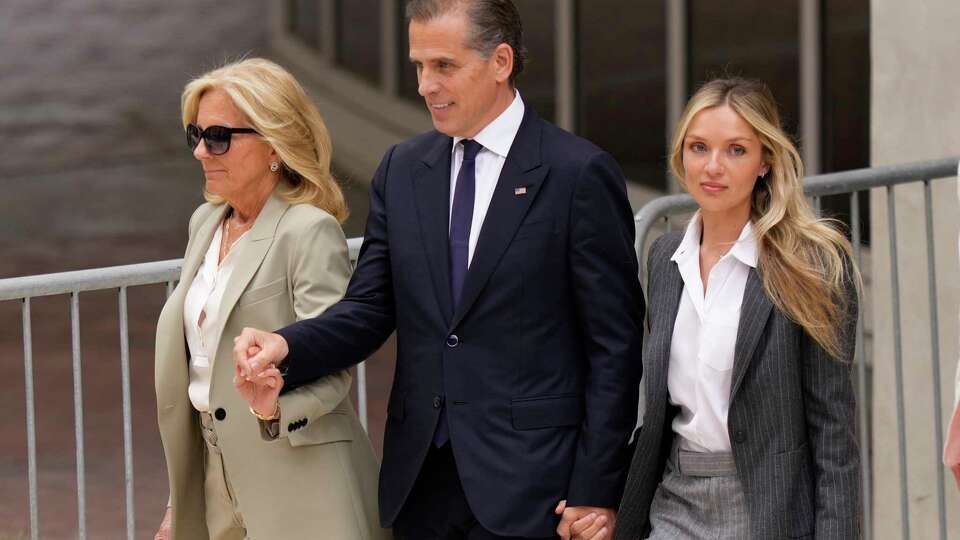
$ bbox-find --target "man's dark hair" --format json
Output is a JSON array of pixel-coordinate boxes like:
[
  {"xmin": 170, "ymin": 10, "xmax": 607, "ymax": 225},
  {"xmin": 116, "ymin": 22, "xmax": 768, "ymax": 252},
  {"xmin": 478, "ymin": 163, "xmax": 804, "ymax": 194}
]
[{"xmin": 406, "ymin": 0, "xmax": 528, "ymax": 85}]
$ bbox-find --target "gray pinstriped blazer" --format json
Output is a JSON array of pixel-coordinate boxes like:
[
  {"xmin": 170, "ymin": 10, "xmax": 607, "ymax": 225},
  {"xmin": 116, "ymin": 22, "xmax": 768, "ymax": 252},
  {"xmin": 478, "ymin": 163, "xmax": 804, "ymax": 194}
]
[{"xmin": 615, "ymin": 231, "xmax": 861, "ymax": 539}]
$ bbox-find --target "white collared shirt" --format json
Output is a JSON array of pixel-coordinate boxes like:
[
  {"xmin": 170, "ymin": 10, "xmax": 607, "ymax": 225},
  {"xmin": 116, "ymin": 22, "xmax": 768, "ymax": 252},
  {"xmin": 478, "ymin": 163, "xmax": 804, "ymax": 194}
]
[
  {"xmin": 183, "ymin": 220, "xmax": 249, "ymax": 412},
  {"xmin": 668, "ymin": 213, "xmax": 757, "ymax": 452},
  {"xmin": 450, "ymin": 91, "xmax": 525, "ymax": 265}
]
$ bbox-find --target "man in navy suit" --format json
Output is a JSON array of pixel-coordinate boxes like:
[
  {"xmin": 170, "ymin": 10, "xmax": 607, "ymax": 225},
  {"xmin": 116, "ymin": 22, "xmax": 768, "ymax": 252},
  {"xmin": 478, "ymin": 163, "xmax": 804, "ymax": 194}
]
[{"xmin": 234, "ymin": 1, "xmax": 644, "ymax": 538}]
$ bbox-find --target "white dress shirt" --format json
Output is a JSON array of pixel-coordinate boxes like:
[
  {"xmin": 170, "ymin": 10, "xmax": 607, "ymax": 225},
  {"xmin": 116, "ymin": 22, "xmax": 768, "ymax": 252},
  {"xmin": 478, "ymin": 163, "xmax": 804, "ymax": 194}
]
[
  {"xmin": 450, "ymin": 91, "xmax": 525, "ymax": 266},
  {"xmin": 668, "ymin": 213, "xmax": 757, "ymax": 453},
  {"xmin": 183, "ymin": 220, "xmax": 249, "ymax": 412}
]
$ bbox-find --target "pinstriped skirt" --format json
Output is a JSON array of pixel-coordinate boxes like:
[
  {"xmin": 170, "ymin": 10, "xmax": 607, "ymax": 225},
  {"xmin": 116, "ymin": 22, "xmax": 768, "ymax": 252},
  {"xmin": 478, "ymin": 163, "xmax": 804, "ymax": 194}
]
[{"xmin": 646, "ymin": 440, "xmax": 750, "ymax": 540}]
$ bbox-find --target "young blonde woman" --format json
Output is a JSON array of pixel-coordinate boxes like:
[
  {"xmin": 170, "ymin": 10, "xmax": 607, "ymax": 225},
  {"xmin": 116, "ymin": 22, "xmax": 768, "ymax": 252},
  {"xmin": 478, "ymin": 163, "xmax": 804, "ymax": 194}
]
[
  {"xmin": 153, "ymin": 58, "xmax": 389, "ymax": 540},
  {"xmin": 606, "ymin": 78, "xmax": 861, "ymax": 540}
]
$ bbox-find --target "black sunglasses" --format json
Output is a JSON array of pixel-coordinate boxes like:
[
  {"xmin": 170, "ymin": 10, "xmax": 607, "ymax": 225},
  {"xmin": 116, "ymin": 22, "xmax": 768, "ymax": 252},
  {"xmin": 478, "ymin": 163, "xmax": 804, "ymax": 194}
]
[{"xmin": 186, "ymin": 124, "xmax": 258, "ymax": 155}]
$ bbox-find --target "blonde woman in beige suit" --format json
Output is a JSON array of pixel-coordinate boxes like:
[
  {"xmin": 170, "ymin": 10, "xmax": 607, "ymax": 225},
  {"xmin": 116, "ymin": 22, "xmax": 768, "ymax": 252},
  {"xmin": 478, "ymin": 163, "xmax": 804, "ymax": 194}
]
[{"xmin": 153, "ymin": 58, "xmax": 389, "ymax": 540}]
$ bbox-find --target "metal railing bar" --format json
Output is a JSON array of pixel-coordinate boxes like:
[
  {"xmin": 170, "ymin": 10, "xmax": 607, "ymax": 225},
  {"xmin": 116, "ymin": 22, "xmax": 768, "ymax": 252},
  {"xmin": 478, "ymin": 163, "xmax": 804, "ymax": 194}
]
[
  {"xmin": 0, "ymin": 260, "xmax": 182, "ymax": 302},
  {"xmin": 799, "ymin": 157, "xmax": 958, "ymax": 196},
  {"xmin": 1, "ymin": 238, "xmax": 366, "ymax": 303},
  {"xmin": 850, "ymin": 191, "xmax": 872, "ymax": 540},
  {"xmin": 118, "ymin": 287, "xmax": 136, "ymax": 540},
  {"xmin": 22, "ymin": 298, "xmax": 39, "ymax": 540},
  {"xmin": 886, "ymin": 187, "xmax": 910, "ymax": 539},
  {"xmin": 70, "ymin": 292, "xmax": 87, "ymax": 539},
  {"xmin": 922, "ymin": 180, "xmax": 947, "ymax": 539}
]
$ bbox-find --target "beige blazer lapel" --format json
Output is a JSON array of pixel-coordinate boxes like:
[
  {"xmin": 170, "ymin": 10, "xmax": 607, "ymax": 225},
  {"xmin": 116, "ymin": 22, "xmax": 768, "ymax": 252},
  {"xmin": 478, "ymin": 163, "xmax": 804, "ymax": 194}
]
[
  {"xmin": 180, "ymin": 204, "xmax": 230, "ymax": 293},
  {"xmin": 155, "ymin": 203, "xmax": 228, "ymax": 409},
  {"xmin": 169, "ymin": 204, "xmax": 230, "ymax": 342},
  {"xmin": 209, "ymin": 193, "xmax": 289, "ymax": 371}
]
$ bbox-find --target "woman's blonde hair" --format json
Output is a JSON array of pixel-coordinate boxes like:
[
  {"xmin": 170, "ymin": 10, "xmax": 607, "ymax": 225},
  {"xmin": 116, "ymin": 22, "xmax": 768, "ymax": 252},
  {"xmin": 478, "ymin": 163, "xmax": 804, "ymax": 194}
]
[
  {"xmin": 670, "ymin": 77, "xmax": 859, "ymax": 359},
  {"xmin": 181, "ymin": 58, "xmax": 347, "ymax": 223}
]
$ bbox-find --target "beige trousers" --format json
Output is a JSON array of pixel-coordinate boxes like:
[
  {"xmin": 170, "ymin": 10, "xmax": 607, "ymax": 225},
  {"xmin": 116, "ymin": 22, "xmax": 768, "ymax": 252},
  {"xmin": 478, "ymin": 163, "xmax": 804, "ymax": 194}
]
[{"xmin": 200, "ymin": 412, "xmax": 248, "ymax": 540}]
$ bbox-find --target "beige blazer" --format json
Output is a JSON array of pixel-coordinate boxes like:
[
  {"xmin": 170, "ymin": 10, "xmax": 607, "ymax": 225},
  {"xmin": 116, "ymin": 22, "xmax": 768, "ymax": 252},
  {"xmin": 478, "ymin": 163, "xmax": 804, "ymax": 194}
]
[{"xmin": 155, "ymin": 192, "xmax": 388, "ymax": 539}]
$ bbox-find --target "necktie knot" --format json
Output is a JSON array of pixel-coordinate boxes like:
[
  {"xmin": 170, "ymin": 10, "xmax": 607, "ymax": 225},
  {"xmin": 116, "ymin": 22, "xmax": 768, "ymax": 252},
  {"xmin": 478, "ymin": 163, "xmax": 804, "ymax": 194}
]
[{"xmin": 461, "ymin": 139, "xmax": 482, "ymax": 162}]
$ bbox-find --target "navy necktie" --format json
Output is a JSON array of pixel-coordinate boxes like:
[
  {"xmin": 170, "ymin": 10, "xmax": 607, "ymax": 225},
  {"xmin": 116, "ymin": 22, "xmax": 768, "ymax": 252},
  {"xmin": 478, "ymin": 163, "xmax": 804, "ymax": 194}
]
[
  {"xmin": 433, "ymin": 139, "xmax": 481, "ymax": 447},
  {"xmin": 448, "ymin": 139, "xmax": 482, "ymax": 310}
]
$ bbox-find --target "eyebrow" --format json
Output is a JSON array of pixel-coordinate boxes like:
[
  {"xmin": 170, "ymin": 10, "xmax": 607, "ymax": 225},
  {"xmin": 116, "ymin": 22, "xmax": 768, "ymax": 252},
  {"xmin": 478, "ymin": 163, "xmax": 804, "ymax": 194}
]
[
  {"xmin": 409, "ymin": 54, "xmax": 457, "ymax": 64},
  {"xmin": 685, "ymin": 133, "xmax": 754, "ymax": 143}
]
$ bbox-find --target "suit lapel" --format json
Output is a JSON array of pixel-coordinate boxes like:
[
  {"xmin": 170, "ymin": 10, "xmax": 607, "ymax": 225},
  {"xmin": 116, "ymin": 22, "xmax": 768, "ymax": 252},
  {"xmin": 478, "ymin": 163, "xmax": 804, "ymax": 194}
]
[
  {"xmin": 412, "ymin": 134, "xmax": 456, "ymax": 323},
  {"xmin": 216, "ymin": 192, "xmax": 288, "ymax": 335},
  {"xmin": 450, "ymin": 109, "xmax": 548, "ymax": 329},
  {"xmin": 167, "ymin": 204, "xmax": 229, "ymax": 353},
  {"xmin": 180, "ymin": 204, "xmax": 229, "ymax": 294},
  {"xmin": 730, "ymin": 268, "xmax": 773, "ymax": 400},
  {"xmin": 650, "ymin": 250, "xmax": 685, "ymax": 391},
  {"xmin": 154, "ymin": 202, "xmax": 227, "ymax": 404}
]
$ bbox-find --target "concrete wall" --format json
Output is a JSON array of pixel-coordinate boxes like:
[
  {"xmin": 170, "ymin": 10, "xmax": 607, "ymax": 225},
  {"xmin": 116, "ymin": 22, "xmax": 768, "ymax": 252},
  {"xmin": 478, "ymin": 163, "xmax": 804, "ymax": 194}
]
[{"xmin": 871, "ymin": 1, "xmax": 960, "ymax": 537}]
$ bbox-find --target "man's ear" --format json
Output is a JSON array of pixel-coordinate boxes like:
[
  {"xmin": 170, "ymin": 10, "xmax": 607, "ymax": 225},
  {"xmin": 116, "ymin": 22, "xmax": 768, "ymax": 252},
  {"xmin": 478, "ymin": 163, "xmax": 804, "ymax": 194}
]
[{"xmin": 491, "ymin": 43, "xmax": 514, "ymax": 84}]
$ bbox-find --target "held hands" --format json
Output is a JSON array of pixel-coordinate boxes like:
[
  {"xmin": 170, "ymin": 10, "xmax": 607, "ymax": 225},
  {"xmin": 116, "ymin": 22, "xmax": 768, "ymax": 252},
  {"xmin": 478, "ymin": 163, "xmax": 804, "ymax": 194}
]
[
  {"xmin": 555, "ymin": 500, "xmax": 616, "ymax": 540},
  {"xmin": 232, "ymin": 327, "xmax": 289, "ymax": 416}
]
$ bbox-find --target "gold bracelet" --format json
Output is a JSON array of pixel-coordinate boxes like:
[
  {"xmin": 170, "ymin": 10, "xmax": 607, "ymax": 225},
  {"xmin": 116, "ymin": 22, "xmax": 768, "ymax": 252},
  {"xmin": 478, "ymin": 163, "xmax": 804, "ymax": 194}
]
[{"xmin": 249, "ymin": 402, "xmax": 280, "ymax": 421}]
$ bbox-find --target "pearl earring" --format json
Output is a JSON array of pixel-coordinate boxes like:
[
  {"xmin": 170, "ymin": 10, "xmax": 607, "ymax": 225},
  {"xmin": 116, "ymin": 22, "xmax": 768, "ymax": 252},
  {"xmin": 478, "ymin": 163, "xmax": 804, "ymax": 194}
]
[{"xmin": 270, "ymin": 162, "xmax": 280, "ymax": 172}]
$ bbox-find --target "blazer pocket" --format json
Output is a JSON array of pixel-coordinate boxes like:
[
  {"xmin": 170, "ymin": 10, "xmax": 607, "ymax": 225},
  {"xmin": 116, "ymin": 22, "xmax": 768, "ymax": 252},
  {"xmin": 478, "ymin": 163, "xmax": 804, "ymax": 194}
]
[
  {"xmin": 511, "ymin": 393, "xmax": 584, "ymax": 430},
  {"xmin": 287, "ymin": 411, "xmax": 354, "ymax": 447},
  {"xmin": 236, "ymin": 277, "xmax": 287, "ymax": 307}
]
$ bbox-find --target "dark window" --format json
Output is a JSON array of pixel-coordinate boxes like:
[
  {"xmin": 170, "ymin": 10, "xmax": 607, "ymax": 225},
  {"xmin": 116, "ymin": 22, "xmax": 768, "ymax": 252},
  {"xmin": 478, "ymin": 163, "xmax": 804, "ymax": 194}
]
[
  {"xmin": 578, "ymin": 0, "xmax": 667, "ymax": 189},
  {"xmin": 287, "ymin": 0, "xmax": 321, "ymax": 50},
  {"xmin": 335, "ymin": 0, "xmax": 381, "ymax": 85},
  {"xmin": 821, "ymin": 0, "xmax": 870, "ymax": 242},
  {"xmin": 689, "ymin": 0, "xmax": 801, "ymax": 138},
  {"xmin": 513, "ymin": 0, "xmax": 556, "ymax": 123}
]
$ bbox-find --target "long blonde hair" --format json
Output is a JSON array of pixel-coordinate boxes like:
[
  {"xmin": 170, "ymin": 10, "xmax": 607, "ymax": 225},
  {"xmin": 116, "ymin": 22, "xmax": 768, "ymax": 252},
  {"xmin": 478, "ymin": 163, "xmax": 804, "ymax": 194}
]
[
  {"xmin": 181, "ymin": 58, "xmax": 347, "ymax": 223},
  {"xmin": 670, "ymin": 78, "xmax": 859, "ymax": 359}
]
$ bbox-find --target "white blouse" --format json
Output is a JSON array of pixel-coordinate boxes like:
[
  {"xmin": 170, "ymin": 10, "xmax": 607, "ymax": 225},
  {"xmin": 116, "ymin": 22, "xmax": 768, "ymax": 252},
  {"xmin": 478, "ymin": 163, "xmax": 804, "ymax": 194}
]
[
  {"xmin": 667, "ymin": 214, "xmax": 757, "ymax": 453},
  {"xmin": 183, "ymin": 220, "xmax": 249, "ymax": 412}
]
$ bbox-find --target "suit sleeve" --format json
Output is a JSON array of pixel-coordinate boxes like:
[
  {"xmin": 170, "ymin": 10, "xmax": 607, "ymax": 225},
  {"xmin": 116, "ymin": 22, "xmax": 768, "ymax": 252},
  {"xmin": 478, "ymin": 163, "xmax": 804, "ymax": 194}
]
[
  {"xmin": 276, "ymin": 146, "xmax": 398, "ymax": 390},
  {"xmin": 801, "ymin": 275, "xmax": 861, "ymax": 538},
  {"xmin": 565, "ymin": 150, "xmax": 645, "ymax": 509},
  {"xmin": 267, "ymin": 212, "xmax": 356, "ymax": 438}
]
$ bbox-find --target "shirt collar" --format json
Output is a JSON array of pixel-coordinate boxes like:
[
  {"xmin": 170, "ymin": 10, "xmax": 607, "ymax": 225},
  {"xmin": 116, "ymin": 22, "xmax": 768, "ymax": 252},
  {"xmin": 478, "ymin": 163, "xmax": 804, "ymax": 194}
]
[
  {"xmin": 671, "ymin": 213, "xmax": 702, "ymax": 265},
  {"xmin": 729, "ymin": 219, "xmax": 758, "ymax": 268},
  {"xmin": 670, "ymin": 212, "xmax": 758, "ymax": 269},
  {"xmin": 452, "ymin": 91, "xmax": 525, "ymax": 159}
]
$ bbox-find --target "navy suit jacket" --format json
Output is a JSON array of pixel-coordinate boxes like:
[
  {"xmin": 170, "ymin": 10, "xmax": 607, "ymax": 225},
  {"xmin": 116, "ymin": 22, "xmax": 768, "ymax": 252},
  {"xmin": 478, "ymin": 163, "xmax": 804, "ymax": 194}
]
[{"xmin": 277, "ymin": 107, "xmax": 645, "ymax": 537}]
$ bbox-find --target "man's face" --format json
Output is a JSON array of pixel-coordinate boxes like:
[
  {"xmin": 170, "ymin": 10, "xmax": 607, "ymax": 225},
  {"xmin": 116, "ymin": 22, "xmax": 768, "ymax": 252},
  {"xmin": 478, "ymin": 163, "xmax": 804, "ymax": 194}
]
[{"xmin": 409, "ymin": 11, "xmax": 507, "ymax": 138}]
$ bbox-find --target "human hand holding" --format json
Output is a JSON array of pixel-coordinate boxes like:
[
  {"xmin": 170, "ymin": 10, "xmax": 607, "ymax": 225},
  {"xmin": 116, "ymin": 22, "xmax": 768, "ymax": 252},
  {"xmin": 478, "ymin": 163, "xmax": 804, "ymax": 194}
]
[
  {"xmin": 233, "ymin": 327, "xmax": 289, "ymax": 379},
  {"xmin": 555, "ymin": 500, "xmax": 616, "ymax": 540},
  {"xmin": 154, "ymin": 507, "xmax": 172, "ymax": 540},
  {"xmin": 233, "ymin": 345, "xmax": 284, "ymax": 418}
]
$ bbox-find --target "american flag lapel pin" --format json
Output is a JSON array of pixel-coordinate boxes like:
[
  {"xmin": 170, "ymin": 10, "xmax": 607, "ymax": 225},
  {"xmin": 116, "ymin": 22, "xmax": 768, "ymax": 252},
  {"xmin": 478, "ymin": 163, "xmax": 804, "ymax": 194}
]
[{"xmin": 514, "ymin": 186, "xmax": 527, "ymax": 196}]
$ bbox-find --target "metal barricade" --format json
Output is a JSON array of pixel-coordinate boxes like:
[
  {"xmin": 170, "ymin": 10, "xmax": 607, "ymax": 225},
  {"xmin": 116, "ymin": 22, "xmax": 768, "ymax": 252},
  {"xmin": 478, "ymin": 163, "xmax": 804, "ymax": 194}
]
[
  {"xmin": 0, "ymin": 239, "xmax": 363, "ymax": 540},
  {"xmin": 1, "ymin": 157, "xmax": 957, "ymax": 539}
]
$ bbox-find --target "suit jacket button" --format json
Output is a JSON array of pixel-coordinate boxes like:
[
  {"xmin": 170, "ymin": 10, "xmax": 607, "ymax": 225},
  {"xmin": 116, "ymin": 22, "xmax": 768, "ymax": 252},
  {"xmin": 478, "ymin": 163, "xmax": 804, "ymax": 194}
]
[
  {"xmin": 446, "ymin": 334, "xmax": 460, "ymax": 347},
  {"xmin": 214, "ymin": 408, "xmax": 226, "ymax": 421},
  {"xmin": 734, "ymin": 430, "xmax": 746, "ymax": 443},
  {"xmin": 433, "ymin": 396, "xmax": 443, "ymax": 409}
]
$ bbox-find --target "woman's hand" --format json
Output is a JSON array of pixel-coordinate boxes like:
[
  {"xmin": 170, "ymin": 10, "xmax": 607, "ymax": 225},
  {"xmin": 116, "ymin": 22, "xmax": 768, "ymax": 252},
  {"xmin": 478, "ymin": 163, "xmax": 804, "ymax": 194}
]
[
  {"xmin": 154, "ymin": 507, "xmax": 172, "ymax": 540},
  {"xmin": 234, "ymin": 345, "xmax": 284, "ymax": 418}
]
